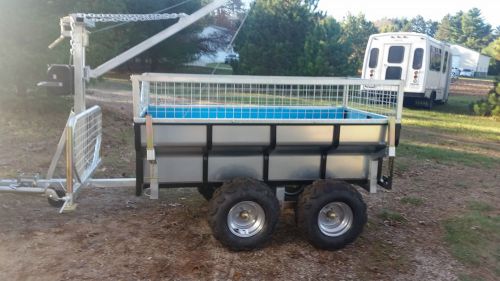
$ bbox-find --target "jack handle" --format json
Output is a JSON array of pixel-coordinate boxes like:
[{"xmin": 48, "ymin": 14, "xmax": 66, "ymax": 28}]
[{"xmin": 48, "ymin": 35, "xmax": 65, "ymax": 49}]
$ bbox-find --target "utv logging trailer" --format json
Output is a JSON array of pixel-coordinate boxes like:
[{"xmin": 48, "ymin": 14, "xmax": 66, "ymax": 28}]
[{"xmin": 0, "ymin": 0, "xmax": 403, "ymax": 250}]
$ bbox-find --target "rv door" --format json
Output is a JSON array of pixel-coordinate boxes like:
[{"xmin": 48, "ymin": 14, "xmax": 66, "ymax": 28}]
[{"xmin": 382, "ymin": 44, "xmax": 410, "ymax": 81}]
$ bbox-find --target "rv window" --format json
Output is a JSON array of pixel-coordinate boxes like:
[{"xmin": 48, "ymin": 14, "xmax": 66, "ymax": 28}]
[
  {"xmin": 412, "ymin": 48, "xmax": 424, "ymax": 69},
  {"xmin": 443, "ymin": 51, "xmax": 449, "ymax": 73},
  {"xmin": 429, "ymin": 46, "xmax": 442, "ymax": 71},
  {"xmin": 388, "ymin": 46, "xmax": 405, "ymax": 63},
  {"xmin": 369, "ymin": 48, "xmax": 379, "ymax": 68},
  {"xmin": 385, "ymin": 67, "xmax": 402, "ymax": 80}
]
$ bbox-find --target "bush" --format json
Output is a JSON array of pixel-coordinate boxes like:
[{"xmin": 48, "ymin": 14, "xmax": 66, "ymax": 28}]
[{"xmin": 470, "ymin": 79, "xmax": 500, "ymax": 117}]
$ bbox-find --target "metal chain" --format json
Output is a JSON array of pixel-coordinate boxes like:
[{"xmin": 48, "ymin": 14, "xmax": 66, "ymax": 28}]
[
  {"xmin": 76, "ymin": 13, "xmax": 187, "ymax": 23},
  {"xmin": 211, "ymin": 3, "xmax": 253, "ymax": 74},
  {"xmin": 90, "ymin": 0, "xmax": 196, "ymax": 33}
]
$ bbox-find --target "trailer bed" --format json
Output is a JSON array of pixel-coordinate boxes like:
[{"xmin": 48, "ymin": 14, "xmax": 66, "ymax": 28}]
[{"xmin": 131, "ymin": 74, "xmax": 403, "ymax": 194}]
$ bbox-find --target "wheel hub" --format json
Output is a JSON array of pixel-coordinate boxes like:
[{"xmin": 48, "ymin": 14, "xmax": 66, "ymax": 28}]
[
  {"xmin": 227, "ymin": 201, "xmax": 265, "ymax": 238},
  {"xmin": 318, "ymin": 202, "xmax": 353, "ymax": 237},
  {"xmin": 326, "ymin": 210, "xmax": 337, "ymax": 219},
  {"xmin": 239, "ymin": 210, "xmax": 250, "ymax": 220}
]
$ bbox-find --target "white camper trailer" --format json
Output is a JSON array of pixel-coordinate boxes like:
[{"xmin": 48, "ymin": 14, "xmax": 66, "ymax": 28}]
[{"xmin": 362, "ymin": 32, "xmax": 452, "ymax": 109}]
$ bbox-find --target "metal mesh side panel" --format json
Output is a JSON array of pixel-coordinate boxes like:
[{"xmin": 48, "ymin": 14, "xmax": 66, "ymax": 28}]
[
  {"xmin": 133, "ymin": 75, "xmax": 402, "ymax": 121},
  {"xmin": 72, "ymin": 107, "xmax": 102, "ymax": 183}
]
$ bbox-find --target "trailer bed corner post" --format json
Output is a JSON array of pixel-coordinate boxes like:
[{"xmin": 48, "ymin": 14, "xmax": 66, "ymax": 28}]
[
  {"xmin": 368, "ymin": 159, "xmax": 379, "ymax": 193},
  {"xmin": 146, "ymin": 115, "xmax": 159, "ymax": 200}
]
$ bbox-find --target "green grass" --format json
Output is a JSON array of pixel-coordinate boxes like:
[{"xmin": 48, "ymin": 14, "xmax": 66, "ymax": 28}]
[
  {"xmin": 398, "ymin": 142, "xmax": 499, "ymax": 168},
  {"xmin": 378, "ymin": 209, "xmax": 407, "ymax": 223},
  {"xmin": 468, "ymin": 201, "xmax": 494, "ymax": 212},
  {"xmin": 174, "ymin": 64, "xmax": 233, "ymax": 75},
  {"xmin": 458, "ymin": 274, "xmax": 485, "ymax": 281},
  {"xmin": 443, "ymin": 202, "xmax": 499, "ymax": 277},
  {"xmin": 400, "ymin": 93, "xmax": 500, "ymax": 170},
  {"xmin": 90, "ymin": 77, "xmax": 132, "ymax": 91},
  {"xmin": 435, "ymin": 95, "xmax": 483, "ymax": 115},
  {"xmin": 403, "ymin": 106, "xmax": 500, "ymax": 142},
  {"xmin": 400, "ymin": 196, "xmax": 424, "ymax": 206},
  {"xmin": 206, "ymin": 62, "xmax": 233, "ymax": 70}
]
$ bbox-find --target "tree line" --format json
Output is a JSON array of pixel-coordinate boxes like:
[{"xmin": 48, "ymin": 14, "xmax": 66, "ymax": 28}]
[
  {"xmin": 0, "ymin": 0, "xmax": 499, "ymax": 94},
  {"xmin": 234, "ymin": 1, "xmax": 500, "ymax": 77}
]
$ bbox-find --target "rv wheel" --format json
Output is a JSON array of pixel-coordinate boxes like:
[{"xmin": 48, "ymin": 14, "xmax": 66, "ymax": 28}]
[{"xmin": 426, "ymin": 93, "xmax": 436, "ymax": 110}]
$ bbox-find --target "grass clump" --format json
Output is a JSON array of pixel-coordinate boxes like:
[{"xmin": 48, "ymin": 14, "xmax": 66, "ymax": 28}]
[
  {"xmin": 378, "ymin": 209, "xmax": 407, "ymax": 223},
  {"xmin": 443, "ymin": 201, "xmax": 499, "ymax": 276},
  {"xmin": 468, "ymin": 201, "xmax": 494, "ymax": 212},
  {"xmin": 400, "ymin": 196, "xmax": 424, "ymax": 206}
]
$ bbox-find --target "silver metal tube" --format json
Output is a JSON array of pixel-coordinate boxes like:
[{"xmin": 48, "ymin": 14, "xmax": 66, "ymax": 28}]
[
  {"xmin": 0, "ymin": 178, "xmax": 136, "ymax": 188},
  {"xmin": 131, "ymin": 73, "xmax": 403, "ymax": 86},
  {"xmin": 0, "ymin": 186, "xmax": 46, "ymax": 194},
  {"xmin": 89, "ymin": 0, "xmax": 229, "ymax": 78},
  {"xmin": 66, "ymin": 123, "xmax": 74, "ymax": 203},
  {"xmin": 72, "ymin": 22, "xmax": 88, "ymax": 113}
]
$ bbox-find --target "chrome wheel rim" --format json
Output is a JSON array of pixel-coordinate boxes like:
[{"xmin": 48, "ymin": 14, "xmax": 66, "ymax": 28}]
[
  {"xmin": 318, "ymin": 202, "xmax": 353, "ymax": 237},
  {"xmin": 227, "ymin": 201, "xmax": 265, "ymax": 238}
]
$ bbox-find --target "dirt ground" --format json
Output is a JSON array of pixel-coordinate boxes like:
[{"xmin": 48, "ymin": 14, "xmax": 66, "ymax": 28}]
[{"xmin": 0, "ymin": 79, "xmax": 498, "ymax": 280}]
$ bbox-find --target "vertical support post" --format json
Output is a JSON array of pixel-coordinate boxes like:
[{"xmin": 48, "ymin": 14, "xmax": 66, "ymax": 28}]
[
  {"xmin": 65, "ymin": 124, "xmax": 74, "ymax": 205},
  {"xmin": 368, "ymin": 159, "xmax": 378, "ymax": 193},
  {"xmin": 342, "ymin": 84, "xmax": 349, "ymax": 107},
  {"xmin": 150, "ymin": 165, "xmax": 159, "ymax": 200},
  {"xmin": 71, "ymin": 20, "xmax": 88, "ymax": 114},
  {"xmin": 142, "ymin": 81, "xmax": 150, "ymax": 113},
  {"xmin": 132, "ymin": 76, "xmax": 140, "ymax": 118},
  {"xmin": 386, "ymin": 117, "xmax": 396, "ymax": 190},
  {"xmin": 145, "ymin": 115, "xmax": 159, "ymax": 200},
  {"xmin": 396, "ymin": 81, "xmax": 405, "ymax": 122},
  {"xmin": 47, "ymin": 111, "xmax": 75, "ymax": 180}
]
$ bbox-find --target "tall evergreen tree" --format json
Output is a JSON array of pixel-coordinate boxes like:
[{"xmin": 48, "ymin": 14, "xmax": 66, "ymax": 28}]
[
  {"xmin": 461, "ymin": 8, "xmax": 492, "ymax": 51},
  {"xmin": 341, "ymin": 14, "xmax": 378, "ymax": 74},
  {"xmin": 234, "ymin": 0, "xmax": 317, "ymax": 75},
  {"xmin": 299, "ymin": 17, "xmax": 351, "ymax": 76},
  {"xmin": 435, "ymin": 15, "xmax": 453, "ymax": 41}
]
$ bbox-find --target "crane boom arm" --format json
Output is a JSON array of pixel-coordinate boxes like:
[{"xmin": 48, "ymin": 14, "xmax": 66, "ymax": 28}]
[{"xmin": 89, "ymin": 0, "xmax": 228, "ymax": 78}]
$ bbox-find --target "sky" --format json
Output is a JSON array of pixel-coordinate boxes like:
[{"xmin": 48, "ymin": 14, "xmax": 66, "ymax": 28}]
[{"xmin": 317, "ymin": 0, "xmax": 499, "ymax": 27}]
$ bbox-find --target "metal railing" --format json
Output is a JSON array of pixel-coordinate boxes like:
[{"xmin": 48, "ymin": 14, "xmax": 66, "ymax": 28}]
[
  {"xmin": 0, "ymin": 106, "xmax": 103, "ymax": 212},
  {"xmin": 65, "ymin": 105, "xmax": 102, "ymax": 208},
  {"xmin": 132, "ymin": 73, "xmax": 404, "ymax": 123}
]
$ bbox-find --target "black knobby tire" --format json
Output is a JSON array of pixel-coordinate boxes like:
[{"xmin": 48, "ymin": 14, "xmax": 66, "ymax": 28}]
[
  {"xmin": 47, "ymin": 188, "xmax": 66, "ymax": 208},
  {"xmin": 197, "ymin": 186, "xmax": 216, "ymax": 200},
  {"xmin": 208, "ymin": 178, "xmax": 280, "ymax": 251},
  {"xmin": 297, "ymin": 180, "xmax": 367, "ymax": 250}
]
